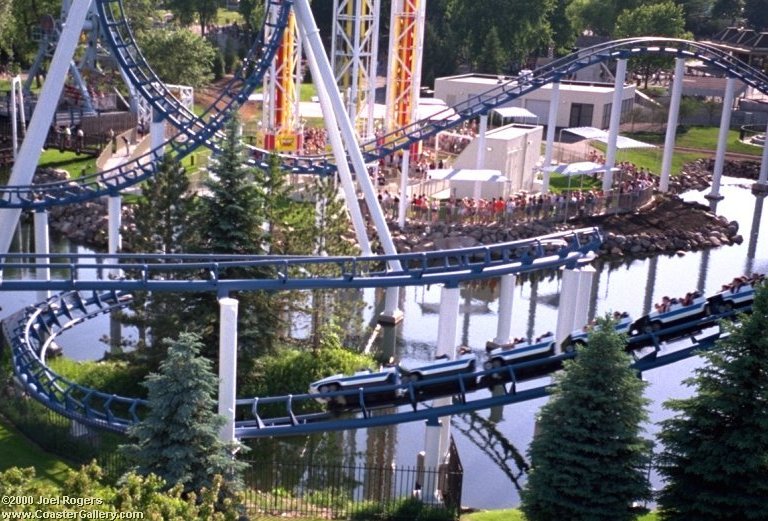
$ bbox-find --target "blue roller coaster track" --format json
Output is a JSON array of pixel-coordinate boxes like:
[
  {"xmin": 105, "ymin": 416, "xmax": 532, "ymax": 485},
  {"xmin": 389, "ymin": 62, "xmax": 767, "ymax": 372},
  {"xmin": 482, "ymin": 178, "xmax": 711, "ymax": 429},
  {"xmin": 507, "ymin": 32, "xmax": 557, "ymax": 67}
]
[
  {"xmin": 3, "ymin": 30, "xmax": 768, "ymax": 208},
  {"xmin": 0, "ymin": 2, "xmax": 762, "ymax": 438}
]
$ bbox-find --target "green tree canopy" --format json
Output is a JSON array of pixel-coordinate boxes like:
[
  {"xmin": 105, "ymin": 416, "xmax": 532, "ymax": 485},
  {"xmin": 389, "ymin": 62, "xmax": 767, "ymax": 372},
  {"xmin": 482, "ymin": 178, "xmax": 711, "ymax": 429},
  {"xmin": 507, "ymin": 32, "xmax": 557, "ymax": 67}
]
[
  {"xmin": 137, "ymin": 28, "xmax": 215, "ymax": 88},
  {"xmin": 615, "ymin": 1, "xmax": 692, "ymax": 89},
  {"xmin": 447, "ymin": 0, "xmax": 554, "ymax": 71},
  {"xmin": 122, "ymin": 332, "xmax": 246, "ymax": 494},
  {"xmin": 656, "ymin": 282, "xmax": 768, "ymax": 521},
  {"xmin": 744, "ymin": 0, "xmax": 768, "ymax": 30},
  {"xmin": 521, "ymin": 315, "xmax": 652, "ymax": 521}
]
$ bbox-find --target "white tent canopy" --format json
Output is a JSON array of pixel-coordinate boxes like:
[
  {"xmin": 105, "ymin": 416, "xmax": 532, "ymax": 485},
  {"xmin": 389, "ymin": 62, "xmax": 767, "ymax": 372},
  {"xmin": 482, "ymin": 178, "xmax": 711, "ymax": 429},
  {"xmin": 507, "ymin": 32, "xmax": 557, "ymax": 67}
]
[
  {"xmin": 542, "ymin": 161, "xmax": 619, "ymax": 176},
  {"xmin": 564, "ymin": 126, "xmax": 656, "ymax": 149},
  {"xmin": 417, "ymin": 98, "xmax": 460, "ymax": 121},
  {"xmin": 428, "ymin": 168, "xmax": 508, "ymax": 182},
  {"xmin": 491, "ymin": 106, "xmax": 538, "ymax": 122}
]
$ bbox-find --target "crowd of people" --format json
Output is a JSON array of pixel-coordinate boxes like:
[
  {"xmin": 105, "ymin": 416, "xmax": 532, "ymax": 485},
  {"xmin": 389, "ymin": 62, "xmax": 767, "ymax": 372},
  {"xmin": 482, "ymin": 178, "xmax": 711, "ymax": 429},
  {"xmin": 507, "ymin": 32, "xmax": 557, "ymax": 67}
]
[
  {"xmin": 371, "ymin": 151, "xmax": 658, "ymax": 226},
  {"xmin": 302, "ymin": 127, "xmax": 327, "ymax": 154}
]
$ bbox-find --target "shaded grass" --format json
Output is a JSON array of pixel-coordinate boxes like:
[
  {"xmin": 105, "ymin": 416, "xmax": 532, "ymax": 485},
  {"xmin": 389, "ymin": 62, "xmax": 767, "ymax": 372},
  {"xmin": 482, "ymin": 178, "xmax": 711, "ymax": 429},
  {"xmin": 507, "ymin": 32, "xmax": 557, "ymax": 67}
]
[
  {"xmin": 0, "ymin": 417, "xmax": 72, "ymax": 488},
  {"xmin": 460, "ymin": 509, "xmax": 658, "ymax": 521},
  {"xmin": 38, "ymin": 149, "xmax": 97, "ymax": 179}
]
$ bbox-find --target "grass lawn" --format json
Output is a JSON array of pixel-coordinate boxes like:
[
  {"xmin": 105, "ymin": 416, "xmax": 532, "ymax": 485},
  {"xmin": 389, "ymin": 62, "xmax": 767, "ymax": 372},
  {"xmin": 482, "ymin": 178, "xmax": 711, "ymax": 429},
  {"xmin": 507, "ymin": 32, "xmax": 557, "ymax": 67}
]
[
  {"xmin": 461, "ymin": 509, "xmax": 658, "ymax": 521},
  {"xmin": 592, "ymin": 125, "xmax": 763, "ymax": 177},
  {"xmin": 625, "ymin": 126, "xmax": 762, "ymax": 157},
  {"xmin": 0, "ymin": 417, "xmax": 72, "ymax": 488},
  {"xmin": 38, "ymin": 149, "xmax": 97, "ymax": 179},
  {"xmin": 592, "ymin": 141, "xmax": 702, "ymax": 176}
]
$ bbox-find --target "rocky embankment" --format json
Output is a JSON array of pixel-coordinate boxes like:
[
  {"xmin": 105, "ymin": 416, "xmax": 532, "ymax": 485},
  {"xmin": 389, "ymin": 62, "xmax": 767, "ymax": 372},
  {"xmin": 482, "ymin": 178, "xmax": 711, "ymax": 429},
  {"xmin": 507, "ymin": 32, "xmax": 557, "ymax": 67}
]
[
  {"xmin": 387, "ymin": 194, "xmax": 742, "ymax": 259},
  {"xmin": 35, "ymin": 157, "xmax": 752, "ymax": 259},
  {"xmin": 33, "ymin": 168, "xmax": 134, "ymax": 248}
]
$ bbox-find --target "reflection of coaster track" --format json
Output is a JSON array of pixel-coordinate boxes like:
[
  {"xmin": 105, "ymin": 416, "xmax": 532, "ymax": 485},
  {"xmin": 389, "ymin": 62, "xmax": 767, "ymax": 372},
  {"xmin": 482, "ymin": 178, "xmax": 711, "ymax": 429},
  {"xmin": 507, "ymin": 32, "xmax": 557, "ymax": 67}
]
[
  {"xmin": 3, "ymin": 36, "xmax": 768, "ymax": 209},
  {"xmin": 451, "ymin": 411, "xmax": 529, "ymax": 492},
  {"xmin": 0, "ymin": 229, "xmax": 729, "ymax": 439}
]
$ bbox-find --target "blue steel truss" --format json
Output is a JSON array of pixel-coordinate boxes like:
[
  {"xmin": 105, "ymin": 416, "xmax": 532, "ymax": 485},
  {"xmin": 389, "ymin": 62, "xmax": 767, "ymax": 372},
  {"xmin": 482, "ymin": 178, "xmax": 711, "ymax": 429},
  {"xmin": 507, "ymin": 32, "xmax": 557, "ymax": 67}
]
[
  {"xmin": 1, "ymin": 249, "xmax": 738, "ymax": 438},
  {"xmin": 3, "ymin": 36, "xmax": 768, "ymax": 209},
  {"xmin": 0, "ymin": 228, "xmax": 601, "ymax": 293}
]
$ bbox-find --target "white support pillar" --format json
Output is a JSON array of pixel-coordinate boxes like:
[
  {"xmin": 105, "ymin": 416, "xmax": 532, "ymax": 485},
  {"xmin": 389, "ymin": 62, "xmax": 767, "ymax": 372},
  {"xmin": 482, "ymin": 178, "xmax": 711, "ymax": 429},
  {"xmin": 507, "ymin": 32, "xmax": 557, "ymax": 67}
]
[
  {"xmin": 422, "ymin": 417, "xmax": 442, "ymax": 501},
  {"xmin": 602, "ymin": 59, "xmax": 627, "ymax": 193},
  {"xmin": 429, "ymin": 284, "xmax": 461, "ymax": 477},
  {"xmin": 295, "ymin": 0, "xmax": 401, "ymax": 271},
  {"xmin": 398, "ymin": 152, "xmax": 410, "ymax": 228},
  {"xmin": 0, "ymin": 0, "xmax": 91, "ymax": 256},
  {"xmin": 108, "ymin": 195, "xmax": 122, "ymax": 254},
  {"xmin": 475, "ymin": 114, "xmax": 488, "ymax": 169},
  {"xmin": 660, "ymin": 58, "xmax": 685, "ymax": 193},
  {"xmin": 218, "ymin": 297, "xmax": 239, "ymax": 444},
  {"xmin": 436, "ymin": 285, "xmax": 461, "ymax": 357},
  {"xmin": 571, "ymin": 265, "xmax": 595, "ymax": 332},
  {"xmin": 34, "ymin": 210, "xmax": 50, "ymax": 303},
  {"xmin": 490, "ymin": 274, "xmax": 516, "ymax": 347},
  {"xmin": 555, "ymin": 267, "xmax": 594, "ymax": 350},
  {"xmin": 150, "ymin": 107, "xmax": 165, "ymax": 157},
  {"xmin": 379, "ymin": 286, "xmax": 403, "ymax": 324},
  {"xmin": 542, "ymin": 80, "xmax": 560, "ymax": 193},
  {"xmin": 108, "ymin": 195, "xmax": 122, "ymax": 278},
  {"xmin": 709, "ymin": 76, "xmax": 736, "ymax": 200},
  {"xmin": 753, "ymin": 119, "xmax": 768, "ymax": 194},
  {"xmin": 10, "ymin": 76, "xmax": 24, "ymax": 159}
]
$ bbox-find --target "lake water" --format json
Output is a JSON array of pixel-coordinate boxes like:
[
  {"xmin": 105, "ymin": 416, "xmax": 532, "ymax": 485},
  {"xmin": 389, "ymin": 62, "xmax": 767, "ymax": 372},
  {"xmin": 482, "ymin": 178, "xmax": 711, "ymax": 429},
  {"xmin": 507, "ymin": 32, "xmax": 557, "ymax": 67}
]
[{"xmin": 2, "ymin": 175, "xmax": 766, "ymax": 509}]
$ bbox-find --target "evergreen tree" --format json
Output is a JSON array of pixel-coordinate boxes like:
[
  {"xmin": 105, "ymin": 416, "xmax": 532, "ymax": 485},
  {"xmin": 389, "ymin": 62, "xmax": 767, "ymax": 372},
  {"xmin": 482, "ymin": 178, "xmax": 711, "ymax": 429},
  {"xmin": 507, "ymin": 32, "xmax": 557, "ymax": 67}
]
[
  {"xmin": 184, "ymin": 115, "xmax": 279, "ymax": 359},
  {"xmin": 122, "ymin": 332, "xmax": 247, "ymax": 494},
  {"xmin": 477, "ymin": 27, "xmax": 505, "ymax": 74},
  {"xmin": 521, "ymin": 316, "xmax": 652, "ymax": 521},
  {"xmin": 119, "ymin": 155, "xmax": 197, "ymax": 359},
  {"xmin": 656, "ymin": 282, "xmax": 768, "ymax": 521}
]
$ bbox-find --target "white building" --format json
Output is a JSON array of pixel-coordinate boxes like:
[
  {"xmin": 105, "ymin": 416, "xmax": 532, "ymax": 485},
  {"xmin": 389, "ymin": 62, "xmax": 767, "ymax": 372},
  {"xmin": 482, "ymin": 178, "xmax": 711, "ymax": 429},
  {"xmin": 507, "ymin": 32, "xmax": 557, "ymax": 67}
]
[
  {"xmin": 452, "ymin": 123, "xmax": 543, "ymax": 193},
  {"xmin": 433, "ymin": 74, "xmax": 636, "ymax": 129}
]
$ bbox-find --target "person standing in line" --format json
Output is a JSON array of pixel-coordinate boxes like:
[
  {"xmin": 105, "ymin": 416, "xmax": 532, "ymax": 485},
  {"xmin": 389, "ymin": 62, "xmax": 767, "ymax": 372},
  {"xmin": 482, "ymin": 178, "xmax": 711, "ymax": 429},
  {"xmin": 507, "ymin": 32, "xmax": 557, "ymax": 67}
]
[{"xmin": 121, "ymin": 135, "xmax": 130, "ymax": 156}]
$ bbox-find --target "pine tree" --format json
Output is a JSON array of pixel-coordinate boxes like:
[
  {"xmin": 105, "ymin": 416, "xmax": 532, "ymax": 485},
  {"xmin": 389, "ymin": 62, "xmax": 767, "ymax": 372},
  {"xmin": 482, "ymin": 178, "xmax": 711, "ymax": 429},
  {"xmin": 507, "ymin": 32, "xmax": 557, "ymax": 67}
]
[
  {"xmin": 521, "ymin": 316, "xmax": 652, "ymax": 521},
  {"xmin": 120, "ymin": 155, "xmax": 197, "ymax": 356},
  {"xmin": 656, "ymin": 281, "xmax": 768, "ymax": 521},
  {"xmin": 122, "ymin": 332, "xmax": 246, "ymax": 493},
  {"xmin": 184, "ymin": 115, "xmax": 279, "ymax": 359}
]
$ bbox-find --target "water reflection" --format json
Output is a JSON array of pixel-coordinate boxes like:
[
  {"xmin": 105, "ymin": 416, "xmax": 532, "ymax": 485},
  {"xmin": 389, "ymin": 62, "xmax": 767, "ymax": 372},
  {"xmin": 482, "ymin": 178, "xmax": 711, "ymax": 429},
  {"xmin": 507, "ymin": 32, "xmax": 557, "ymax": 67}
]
[
  {"xmin": 384, "ymin": 178, "xmax": 768, "ymax": 509},
  {"xmin": 746, "ymin": 194, "xmax": 764, "ymax": 273}
]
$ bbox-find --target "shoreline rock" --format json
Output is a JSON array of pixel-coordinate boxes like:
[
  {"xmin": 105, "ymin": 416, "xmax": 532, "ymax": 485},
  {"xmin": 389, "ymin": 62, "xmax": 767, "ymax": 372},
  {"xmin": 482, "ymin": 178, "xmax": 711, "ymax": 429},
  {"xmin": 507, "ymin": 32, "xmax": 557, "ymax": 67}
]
[
  {"xmin": 33, "ymin": 165, "xmax": 745, "ymax": 261},
  {"xmin": 382, "ymin": 195, "xmax": 741, "ymax": 261}
]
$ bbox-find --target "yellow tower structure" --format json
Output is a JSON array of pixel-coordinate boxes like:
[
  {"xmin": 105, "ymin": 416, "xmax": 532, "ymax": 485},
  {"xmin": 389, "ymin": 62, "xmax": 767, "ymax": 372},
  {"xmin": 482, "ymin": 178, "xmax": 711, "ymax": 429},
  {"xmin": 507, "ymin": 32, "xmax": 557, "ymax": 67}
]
[{"xmin": 263, "ymin": 3, "xmax": 302, "ymax": 152}]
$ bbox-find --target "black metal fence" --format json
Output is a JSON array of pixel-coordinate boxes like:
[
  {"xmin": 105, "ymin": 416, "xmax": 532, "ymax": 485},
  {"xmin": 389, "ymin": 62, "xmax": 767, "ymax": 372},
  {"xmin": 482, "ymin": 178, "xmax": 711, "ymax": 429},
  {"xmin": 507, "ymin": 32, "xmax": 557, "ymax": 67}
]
[
  {"xmin": 0, "ymin": 385, "xmax": 129, "ymax": 482},
  {"xmin": 1, "ymin": 384, "xmax": 463, "ymax": 519},
  {"xmin": 242, "ymin": 458, "xmax": 462, "ymax": 520}
]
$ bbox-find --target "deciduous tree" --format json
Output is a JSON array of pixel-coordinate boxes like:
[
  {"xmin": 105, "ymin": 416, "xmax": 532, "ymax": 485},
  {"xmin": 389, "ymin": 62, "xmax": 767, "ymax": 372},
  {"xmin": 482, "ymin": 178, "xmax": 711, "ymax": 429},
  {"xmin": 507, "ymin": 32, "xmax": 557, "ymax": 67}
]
[{"xmin": 137, "ymin": 28, "xmax": 216, "ymax": 88}]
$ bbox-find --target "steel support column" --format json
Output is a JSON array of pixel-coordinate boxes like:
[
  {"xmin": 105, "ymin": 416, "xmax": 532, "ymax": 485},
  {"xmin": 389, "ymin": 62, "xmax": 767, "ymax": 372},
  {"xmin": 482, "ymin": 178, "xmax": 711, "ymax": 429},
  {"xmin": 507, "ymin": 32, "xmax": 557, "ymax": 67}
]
[
  {"xmin": 0, "ymin": 0, "xmax": 91, "ymax": 256},
  {"xmin": 218, "ymin": 296, "xmax": 239, "ymax": 444},
  {"xmin": 542, "ymin": 80, "xmax": 560, "ymax": 192},
  {"xmin": 603, "ymin": 59, "xmax": 627, "ymax": 193},
  {"xmin": 660, "ymin": 58, "xmax": 685, "ymax": 193},
  {"xmin": 709, "ymin": 76, "xmax": 736, "ymax": 200},
  {"xmin": 34, "ymin": 210, "xmax": 50, "ymax": 302}
]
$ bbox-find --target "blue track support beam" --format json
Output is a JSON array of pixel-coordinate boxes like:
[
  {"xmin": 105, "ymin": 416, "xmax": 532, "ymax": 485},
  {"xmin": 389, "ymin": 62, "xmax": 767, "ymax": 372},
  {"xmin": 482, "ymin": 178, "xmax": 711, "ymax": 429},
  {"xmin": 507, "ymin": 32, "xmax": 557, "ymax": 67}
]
[{"xmin": 4, "ymin": 37, "xmax": 768, "ymax": 209}]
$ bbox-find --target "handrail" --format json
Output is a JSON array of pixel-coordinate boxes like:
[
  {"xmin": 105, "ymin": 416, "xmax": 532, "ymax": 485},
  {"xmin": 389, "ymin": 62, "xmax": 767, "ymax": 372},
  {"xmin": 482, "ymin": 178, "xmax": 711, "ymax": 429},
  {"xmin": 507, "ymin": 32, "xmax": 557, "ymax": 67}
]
[{"xmin": 3, "ymin": 37, "xmax": 768, "ymax": 208}]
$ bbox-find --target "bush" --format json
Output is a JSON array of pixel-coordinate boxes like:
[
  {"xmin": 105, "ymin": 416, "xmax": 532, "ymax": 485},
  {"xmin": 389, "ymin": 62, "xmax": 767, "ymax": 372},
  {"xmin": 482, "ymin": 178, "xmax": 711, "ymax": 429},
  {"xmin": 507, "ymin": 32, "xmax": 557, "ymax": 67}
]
[{"xmin": 48, "ymin": 357, "xmax": 149, "ymax": 398}]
